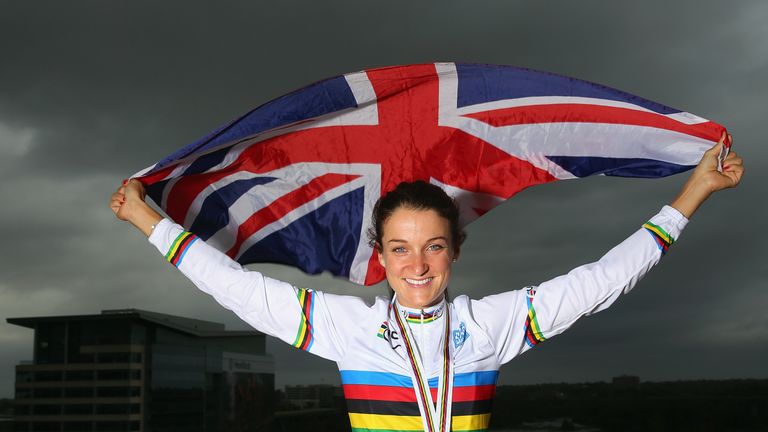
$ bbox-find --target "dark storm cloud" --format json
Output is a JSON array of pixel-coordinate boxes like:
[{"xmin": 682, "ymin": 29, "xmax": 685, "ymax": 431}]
[{"xmin": 1, "ymin": 0, "xmax": 766, "ymax": 397}]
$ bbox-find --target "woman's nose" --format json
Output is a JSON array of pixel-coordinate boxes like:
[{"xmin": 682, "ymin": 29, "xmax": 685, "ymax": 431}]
[{"xmin": 410, "ymin": 254, "xmax": 429, "ymax": 275}]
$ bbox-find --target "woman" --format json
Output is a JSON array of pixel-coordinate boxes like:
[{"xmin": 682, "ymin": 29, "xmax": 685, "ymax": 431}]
[{"xmin": 111, "ymin": 138, "xmax": 742, "ymax": 431}]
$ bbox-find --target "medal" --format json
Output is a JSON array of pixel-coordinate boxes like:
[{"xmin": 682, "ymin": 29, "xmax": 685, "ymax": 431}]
[{"xmin": 391, "ymin": 301, "xmax": 454, "ymax": 432}]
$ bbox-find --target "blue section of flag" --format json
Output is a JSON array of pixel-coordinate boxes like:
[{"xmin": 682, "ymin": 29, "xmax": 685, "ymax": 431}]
[
  {"xmin": 145, "ymin": 179, "xmax": 169, "ymax": 208},
  {"xmin": 454, "ymin": 63, "xmax": 680, "ymax": 114},
  {"xmin": 546, "ymin": 156, "xmax": 695, "ymax": 178},
  {"xmin": 152, "ymin": 75, "xmax": 357, "ymax": 172},
  {"xmin": 190, "ymin": 176, "xmax": 279, "ymax": 240},
  {"xmin": 238, "ymin": 186, "xmax": 364, "ymax": 276},
  {"xmin": 183, "ymin": 146, "xmax": 235, "ymax": 177}
]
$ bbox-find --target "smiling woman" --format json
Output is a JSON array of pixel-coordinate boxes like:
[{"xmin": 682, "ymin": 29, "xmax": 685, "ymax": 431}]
[
  {"xmin": 370, "ymin": 181, "xmax": 465, "ymax": 310},
  {"xmin": 111, "ymin": 138, "xmax": 742, "ymax": 432}
]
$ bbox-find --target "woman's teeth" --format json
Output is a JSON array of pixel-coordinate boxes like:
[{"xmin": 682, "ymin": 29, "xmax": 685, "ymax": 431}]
[{"xmin": 405, "ymin": 277, "xmax": 433, "ymax": 286}]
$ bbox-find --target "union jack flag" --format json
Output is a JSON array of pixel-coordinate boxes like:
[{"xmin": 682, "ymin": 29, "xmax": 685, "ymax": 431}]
[{"xmin": 132, "ymin": 63, "xmax": 727, "ymax": 286}]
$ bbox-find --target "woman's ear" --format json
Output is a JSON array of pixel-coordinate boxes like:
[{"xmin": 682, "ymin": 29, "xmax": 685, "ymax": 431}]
[
  {"xmin": 452, "ymin": 247, "xmax": 460, "ymax": 263},
  {"xmin": 376, "ymin": 243, "xmax": 386, "ymax": 268}
]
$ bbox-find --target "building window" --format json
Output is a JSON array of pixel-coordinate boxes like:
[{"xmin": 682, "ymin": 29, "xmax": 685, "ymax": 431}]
[
  {"xmin": 35, "ymin": 371, "xmax": 63, "ymax": 382},
  {"xmin": 15, "ymin": 388, "xmax": 32, "ymax": 399},
  {"xmin": 14, "ymin": 405, "xmax": 31, "ymax": 415},
  {"xmin": 16, "ymin": 371, "xmax": 32, "ymax": 383},
  {"xmin": 96, "ymin": 386, "xmax": 140, "ymax": 397},
  {"xmin": 94, "ymin": 421, "xmax": 137, "ymax": 431},
  {"xmin": 64, "ymin": 387, "xmax": 94, "ymax": 398},
  {"xmin": 95, "ymin": 404, "xmax": 130, "ymax": 415},
  {"xmin": 34, "ymin": 404, "xmax": 62, "ymax": 415},
  {"xmin": 35, "ymin": 323, "xmax": 66, "ymax": 364},
  {"xmin": 65, "ymin": 370, "xmax": 94, "ymax": 381},
  {"xmin": 98, "ymin": 353, "xmax": 131, "ymax": 363},
  {"xmin": 63, "ymin": 404, "xmax": 93, "ymax": 415},
  {"xmin": 63, "ymin": 422, "xmax": 93, "ymax": 431},
  {"xmin": 97, "ymin": 369, "xmax": 131, "ymax": 381},
  {"xmin": 80, "ymin": 321, "xmax": 131, "ymax": 345},
  {"xmin": 33, "ymin": 388, "xmax": 62, "ymax": 398},
  {"xmin": 30, "ymin": 422, "xmax": 59, "ymax": 431}
]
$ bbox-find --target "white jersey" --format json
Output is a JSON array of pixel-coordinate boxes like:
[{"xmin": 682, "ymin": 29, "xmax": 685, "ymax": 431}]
[{"xmin": 149, "ymin": 205, "xmax": 687, "ymax": 432}]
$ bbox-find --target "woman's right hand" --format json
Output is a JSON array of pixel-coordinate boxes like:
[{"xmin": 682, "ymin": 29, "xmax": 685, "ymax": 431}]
[{"xmin": 110, "ymin": 179, "xmax": 163, "ymax": 237}]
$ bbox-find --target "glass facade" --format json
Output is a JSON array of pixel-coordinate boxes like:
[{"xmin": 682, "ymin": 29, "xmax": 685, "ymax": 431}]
[
  {"xmin": 34, "ymin": 323, "xmax": 66, "ymax": 364},
  {"xmin": 9, "ymin": 310, "xmax": 273, "ymax": 432}
]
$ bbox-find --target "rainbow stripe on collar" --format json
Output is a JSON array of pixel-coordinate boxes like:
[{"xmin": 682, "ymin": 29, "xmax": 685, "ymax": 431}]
[{"xmin": 402, "ymin": 305, "xmax": 444, "ymax": 324}]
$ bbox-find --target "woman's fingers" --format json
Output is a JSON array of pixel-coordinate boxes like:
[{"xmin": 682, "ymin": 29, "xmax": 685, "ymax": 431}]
[
  {"xmin": 110, "ymin": 189, "xmax": 128, "ymax": 219},
  {"xmin": 723, "ymin": 163, "xmax": 745, "ymax": 187},
  {"xmin": 723, "ymin": 151, "xmax": 742, "ymax": 165}
]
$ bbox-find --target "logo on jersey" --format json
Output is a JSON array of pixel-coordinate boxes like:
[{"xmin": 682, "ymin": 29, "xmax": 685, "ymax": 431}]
[
  {"xmin": 525, "ymin": 286, "xmax": 537, "ymax": 298},
  {"xmin": 377, "ymin": 322, "xmax": 388, "ymax": 339},
  {"xmin": 453, "ymin": 322, "xmax": 469, "ymax": 349},
  {"xmin": 377, "ymin": 321, "xmax": 401, "ymax": 350}
]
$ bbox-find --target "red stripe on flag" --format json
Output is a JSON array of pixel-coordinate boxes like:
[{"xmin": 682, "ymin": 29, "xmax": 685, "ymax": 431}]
[
  {"xmin": 137, "ymin": 164, "xmax": 177, "ymax": 186},
  {"xmin": 463, "ymin": 104, "xmax": 724, "ymax": 142},
  {"xmin": 226, "ymin": 172, "xmax": 360, "ymax": 258}
]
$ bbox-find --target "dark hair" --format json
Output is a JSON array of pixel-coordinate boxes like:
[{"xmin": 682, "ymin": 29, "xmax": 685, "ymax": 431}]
[{"xmin": 367, "ymin": 180, "xmax": 467, "ymax": 252}]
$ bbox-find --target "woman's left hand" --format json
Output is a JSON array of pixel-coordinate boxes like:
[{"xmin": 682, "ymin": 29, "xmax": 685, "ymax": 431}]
[
  {"xmin": 670, "ymin": 132, "xmax": 744, "ymax": 218},
  {"xmin": 692, "ymin": 133, "xmax": 744, "ymax": 193}
]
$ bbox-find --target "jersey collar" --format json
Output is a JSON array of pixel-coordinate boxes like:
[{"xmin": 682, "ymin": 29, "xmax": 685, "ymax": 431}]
[{"xmin": 394, "ymin": 296, "xmax": 446, "ymax": 324}]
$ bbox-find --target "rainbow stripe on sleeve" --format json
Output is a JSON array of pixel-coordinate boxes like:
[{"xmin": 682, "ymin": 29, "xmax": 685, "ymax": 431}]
[
  {"xmin": 341, "ymin": 370, "xmax": 497, "ymax": 432},
  {"xmin": 165, "ymin": 231, "xmax": 199, "ymax": 268},
  {"xmin": 643, "ymin": 221, "xmax": 675, "ymax": 255},
  {"xmin": 524, "ymin": 295, "xmax": 545, "ymax": 348},
  {"xmin": 292, "ymin": 288, "xmax": 315, "ymax": 351}
]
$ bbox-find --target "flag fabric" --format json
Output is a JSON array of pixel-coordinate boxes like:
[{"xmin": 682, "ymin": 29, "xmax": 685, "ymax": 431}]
[{"xmin": 131, "ymin": 62, "xmax": 727, "ymax": 286}]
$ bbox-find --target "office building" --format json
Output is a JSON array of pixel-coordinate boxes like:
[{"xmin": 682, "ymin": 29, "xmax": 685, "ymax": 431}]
[{"xmin": 7, "ymin": 309, "xmax": 273, "ymax": 432}]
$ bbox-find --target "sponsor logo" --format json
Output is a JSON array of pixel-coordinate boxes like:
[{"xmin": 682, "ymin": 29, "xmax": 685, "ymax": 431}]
[{"xmin": 453, "ymin": 322, "xmax": 469, "ymax": 349}]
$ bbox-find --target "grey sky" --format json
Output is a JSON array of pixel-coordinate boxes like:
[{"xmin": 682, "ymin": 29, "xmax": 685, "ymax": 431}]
[{"xmin": 1, "ymin": 0, "xmax": 766, "ymax": 398}]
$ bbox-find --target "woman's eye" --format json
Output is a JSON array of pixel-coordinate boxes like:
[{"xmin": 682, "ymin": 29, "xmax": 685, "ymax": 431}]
[
  {"xmin": 427, "ymin": 244, "xmax": 445, "ymax": 251},
  {"xmin": 392, "ymin": 246, "xmax": 407, "ymax": 253}
]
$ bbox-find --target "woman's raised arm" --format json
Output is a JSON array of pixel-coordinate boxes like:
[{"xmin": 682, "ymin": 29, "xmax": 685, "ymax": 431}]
[{"xmin": 108, "ymin": 179, "xmax": 362, "ymax": 362}]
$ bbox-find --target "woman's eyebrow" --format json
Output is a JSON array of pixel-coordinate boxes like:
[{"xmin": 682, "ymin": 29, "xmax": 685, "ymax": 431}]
[
  {"xmin": 387, "ymin": 236, "xmax": 448, "ymax": 244},
  {"xmin": 426, "ymin": 236, "xmax": 448, "ymax": 242}
]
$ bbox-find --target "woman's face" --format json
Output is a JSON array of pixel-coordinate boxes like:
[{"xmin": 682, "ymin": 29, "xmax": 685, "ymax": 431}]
[{"xmin": 377, "ymin": 207, "xmax": 458, "ymax": 309}]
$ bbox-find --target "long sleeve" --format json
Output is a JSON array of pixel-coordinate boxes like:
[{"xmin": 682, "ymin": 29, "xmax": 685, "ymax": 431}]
[
  {"xmin": 148, "ymin": 218, "xmax": 368, "ymax": 362},
  {"xmin": 470, "ymin": 205, "xmax": 689, "ymax": 365}
]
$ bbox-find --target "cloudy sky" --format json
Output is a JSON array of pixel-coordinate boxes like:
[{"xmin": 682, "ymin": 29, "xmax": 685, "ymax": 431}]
[{"xmin": 1, "ymin": 1, "xmax": 766, "ymax": 398}]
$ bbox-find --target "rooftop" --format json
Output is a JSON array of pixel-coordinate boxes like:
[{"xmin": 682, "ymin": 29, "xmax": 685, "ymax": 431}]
[{"xmin": 6, "ymin": 308, "xmax": 262, "ymax": 338}]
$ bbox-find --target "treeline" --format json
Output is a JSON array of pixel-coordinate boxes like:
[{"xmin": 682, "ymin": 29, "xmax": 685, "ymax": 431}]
[{"xmin": 490, "ymin": 379, "xmax": 768, "ymax": 431}]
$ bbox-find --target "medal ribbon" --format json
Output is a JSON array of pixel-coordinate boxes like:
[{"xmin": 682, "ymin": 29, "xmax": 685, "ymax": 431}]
[{"xmin": 391, "ymin": 301, "xmax": 454, "ymax": 432}]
